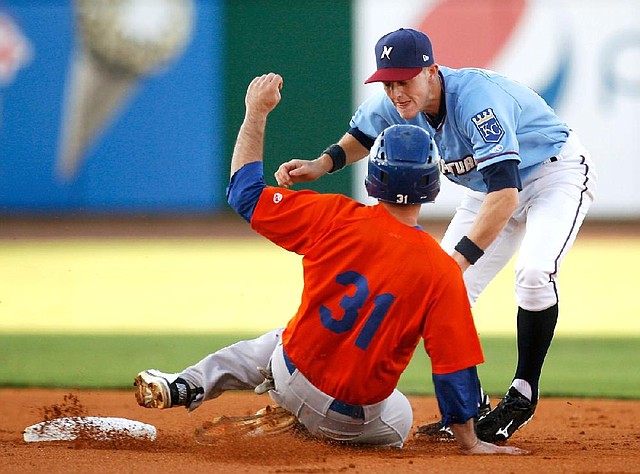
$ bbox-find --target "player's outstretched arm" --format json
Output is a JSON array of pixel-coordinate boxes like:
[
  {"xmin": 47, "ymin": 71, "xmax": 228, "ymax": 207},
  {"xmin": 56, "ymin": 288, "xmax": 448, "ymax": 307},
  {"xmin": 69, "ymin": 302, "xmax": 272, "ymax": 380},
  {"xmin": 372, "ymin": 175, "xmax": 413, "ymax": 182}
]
[
  {"xmin": 274, "ymin": 133, "xmax": 369, "ymax": 188},
  {"xmin": 450, "ymin": 420, "xmax": 529, "ymax": 455},
  {"xmin": 230, "ymin": 73, "xmax": 283, "ymax": 177}
]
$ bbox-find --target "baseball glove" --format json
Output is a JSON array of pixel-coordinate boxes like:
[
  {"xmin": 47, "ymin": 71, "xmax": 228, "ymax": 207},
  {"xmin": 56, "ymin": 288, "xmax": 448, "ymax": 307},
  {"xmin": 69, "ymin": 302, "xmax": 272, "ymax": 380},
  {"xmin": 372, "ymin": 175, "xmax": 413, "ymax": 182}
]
[{"xmin": 194, "ymin": 405, "xmax": 299, "ymax": 445}]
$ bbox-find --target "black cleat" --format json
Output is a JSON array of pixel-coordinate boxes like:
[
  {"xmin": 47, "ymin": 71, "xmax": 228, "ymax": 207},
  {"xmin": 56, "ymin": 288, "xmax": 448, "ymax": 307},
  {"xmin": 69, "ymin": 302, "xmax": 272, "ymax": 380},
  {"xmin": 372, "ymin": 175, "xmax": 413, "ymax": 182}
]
[
  {"xmin": 478, "ymin": 391, "xmax": 492, "ymax": 419},
  {"xmin": 475, "ymin": 387, "xmax": 536, "ymax": 442},
  {"xmin": 414, "ymin": 392, "xmax": 491, "ymax": 441},
  {"xmin": 414, "ymin": 420, "xmax": 455, "ymax": 441}
]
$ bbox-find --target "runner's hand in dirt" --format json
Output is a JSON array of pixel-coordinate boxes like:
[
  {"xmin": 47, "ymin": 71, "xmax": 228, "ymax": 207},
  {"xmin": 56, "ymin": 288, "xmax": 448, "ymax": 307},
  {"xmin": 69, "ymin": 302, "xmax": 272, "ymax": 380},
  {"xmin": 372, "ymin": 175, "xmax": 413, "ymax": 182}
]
[{"xmin": 451, "ymin": 420, "xmax": 529, "ymax": 455}]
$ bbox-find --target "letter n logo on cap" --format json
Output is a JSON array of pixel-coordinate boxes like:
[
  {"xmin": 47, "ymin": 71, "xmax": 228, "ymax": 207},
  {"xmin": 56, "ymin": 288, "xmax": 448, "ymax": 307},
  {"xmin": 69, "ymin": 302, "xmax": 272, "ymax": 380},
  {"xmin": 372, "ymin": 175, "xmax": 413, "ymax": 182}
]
[{"xmin": 381, "ymin": 45, "xmax": 393, "ymax": 60}]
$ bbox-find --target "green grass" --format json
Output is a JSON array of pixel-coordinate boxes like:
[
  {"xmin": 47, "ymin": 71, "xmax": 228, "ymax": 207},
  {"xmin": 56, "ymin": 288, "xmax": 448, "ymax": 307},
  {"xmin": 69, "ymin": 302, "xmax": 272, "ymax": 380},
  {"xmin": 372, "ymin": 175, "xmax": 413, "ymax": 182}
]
[
  {"xmin": 1, "ymin": 333, "xmax": 638, "ymax": 399},
  {"xmin": 404, "ymin": 336, "xmax": 640, "ymax": 399}
]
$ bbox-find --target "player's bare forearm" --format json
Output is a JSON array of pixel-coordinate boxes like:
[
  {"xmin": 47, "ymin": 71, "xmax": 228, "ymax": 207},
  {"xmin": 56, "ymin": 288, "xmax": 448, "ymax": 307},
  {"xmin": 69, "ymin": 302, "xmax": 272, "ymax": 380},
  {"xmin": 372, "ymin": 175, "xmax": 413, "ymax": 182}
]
[
  {"xmin": 230, "ymin": 113, "xmax": 268, "ymax": 178},
  {"xmin": 466, "ymin": 187, "xmax": 518, "ymax": 248},
  {"xmin": 452, "ymin": 187, "xmax": 519, "ymax": 270},
  {"xmin": 450, "ymin": 419, "xmax": 528, "ymax": 455},
  {"xmin": 340, "ymin": 133, "xmax": 370, "ymax": 166},
  {"xmin": 274, "ymin": 133, "xmax": 369, "ymax": 187},
  {"xmin": 230, "ymin": 73, "xmax": 283, "ymax": 177}
]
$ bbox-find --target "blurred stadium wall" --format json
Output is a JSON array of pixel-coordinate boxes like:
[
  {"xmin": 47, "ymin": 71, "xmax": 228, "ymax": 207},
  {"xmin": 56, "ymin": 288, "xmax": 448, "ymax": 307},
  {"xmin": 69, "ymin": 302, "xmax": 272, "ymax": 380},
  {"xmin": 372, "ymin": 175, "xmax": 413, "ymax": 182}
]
[
  {"xmin": 0, "ymin": 0, "xmax": 638, "ymax": 219},
  {"xmin": 0, "ymin": 0, "xmax": 352, "ymax": 215}
]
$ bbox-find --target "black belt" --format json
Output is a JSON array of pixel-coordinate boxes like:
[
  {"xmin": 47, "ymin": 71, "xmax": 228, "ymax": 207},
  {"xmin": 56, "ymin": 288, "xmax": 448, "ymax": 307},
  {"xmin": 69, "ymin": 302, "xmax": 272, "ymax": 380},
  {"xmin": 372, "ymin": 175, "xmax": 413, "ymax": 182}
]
[{"xmin": 282, "ymin": 348, "xmax": 365, "ymax": 420}]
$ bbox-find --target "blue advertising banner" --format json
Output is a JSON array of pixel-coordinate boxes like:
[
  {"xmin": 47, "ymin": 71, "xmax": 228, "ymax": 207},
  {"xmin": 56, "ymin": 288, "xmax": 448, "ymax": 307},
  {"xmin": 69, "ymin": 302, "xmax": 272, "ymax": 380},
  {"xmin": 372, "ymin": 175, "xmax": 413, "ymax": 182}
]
[{"xmin": 0, "ymin": 0, "xmax": 224, "ymax": 214}]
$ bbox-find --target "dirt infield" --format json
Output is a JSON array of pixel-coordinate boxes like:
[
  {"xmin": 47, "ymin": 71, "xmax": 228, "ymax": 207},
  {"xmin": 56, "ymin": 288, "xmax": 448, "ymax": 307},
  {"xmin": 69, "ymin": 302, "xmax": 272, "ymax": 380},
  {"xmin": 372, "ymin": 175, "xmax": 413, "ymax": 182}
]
[{"xmin": 1, "ymin": 389, "xmax": 638, "ymax": 473}]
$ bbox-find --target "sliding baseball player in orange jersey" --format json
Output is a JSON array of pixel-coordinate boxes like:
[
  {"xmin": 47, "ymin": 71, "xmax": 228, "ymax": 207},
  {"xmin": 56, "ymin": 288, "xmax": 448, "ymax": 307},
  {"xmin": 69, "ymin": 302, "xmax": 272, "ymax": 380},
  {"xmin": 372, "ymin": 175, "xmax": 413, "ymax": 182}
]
[{"xmin": 134, "ymin": 73, "xmax": 526, "ymax": 455}]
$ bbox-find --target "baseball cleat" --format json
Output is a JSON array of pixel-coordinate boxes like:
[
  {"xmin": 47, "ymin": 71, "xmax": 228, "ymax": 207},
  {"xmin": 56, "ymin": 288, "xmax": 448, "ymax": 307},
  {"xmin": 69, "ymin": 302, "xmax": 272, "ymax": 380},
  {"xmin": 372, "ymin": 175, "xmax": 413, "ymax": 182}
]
[
  {"xmin": 476, "ymin": 391, "xmax": 492, "ymax": 420},
  {"xmin": 134, "ymin": 369, "xmax": 201, "ymax": 409},
  {"xmin": 414, "ymin": 392, "xmax": 491, "ymax": 442},
  {"xmin": 134, "ymin": 369, "xmax": 174, "ymax": 408},
  {"xmin": 475, "ymin": 387, "xmax": 537, "ymax": 442},
  {"xmin": 414, "ymin": 420, "xmax": 455, "ymax": 441}
]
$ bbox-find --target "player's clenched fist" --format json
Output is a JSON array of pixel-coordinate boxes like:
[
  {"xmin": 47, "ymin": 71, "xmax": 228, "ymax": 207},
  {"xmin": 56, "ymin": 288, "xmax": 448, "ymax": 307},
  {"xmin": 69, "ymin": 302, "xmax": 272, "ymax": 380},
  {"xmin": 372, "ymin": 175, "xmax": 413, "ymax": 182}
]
[
  {"xmin": 245, "ymin": 73, "xmax": 283, "ymax": 116},
  {"xmin": 230, "ymin": 73, "xmax": 284, "ymax": 177},
  {"xmin": 275, "ymin": 158, "xmax": 330, "ymax": 188}
]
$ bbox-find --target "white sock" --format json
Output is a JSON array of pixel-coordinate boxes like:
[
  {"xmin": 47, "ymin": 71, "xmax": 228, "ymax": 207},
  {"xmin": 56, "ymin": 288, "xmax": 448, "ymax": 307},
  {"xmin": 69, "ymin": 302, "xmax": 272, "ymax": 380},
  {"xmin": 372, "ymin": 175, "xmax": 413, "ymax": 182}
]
[{"xmin": 511, "ymin": 379, "xmax": 532, "ymax": 401}]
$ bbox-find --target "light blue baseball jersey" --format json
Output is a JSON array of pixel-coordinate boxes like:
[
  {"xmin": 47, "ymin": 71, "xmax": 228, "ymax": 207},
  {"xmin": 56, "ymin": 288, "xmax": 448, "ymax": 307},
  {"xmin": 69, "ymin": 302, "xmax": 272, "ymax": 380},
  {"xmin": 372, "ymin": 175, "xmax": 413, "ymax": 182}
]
[{"xmin": 350, "ymin": 66, "xmax": 570, "ymax": 192}]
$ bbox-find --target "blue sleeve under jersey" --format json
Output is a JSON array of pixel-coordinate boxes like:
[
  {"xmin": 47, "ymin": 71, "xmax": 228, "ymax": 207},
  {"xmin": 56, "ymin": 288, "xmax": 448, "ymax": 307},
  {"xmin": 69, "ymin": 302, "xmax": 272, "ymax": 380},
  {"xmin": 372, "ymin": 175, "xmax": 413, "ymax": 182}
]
[
  {"xmin": 480, "ymin": 159, "xmax": 522, "ymax": 192},
  {"xmin": 432, "ymin": 366, "xmax": 481, "ymax": 426},
  {"xmin": 348, "ymin": 127, "xmax": 375, "ymax": 150},
  {"xmin": 226, "ymin": 162, "xmax": 267, "ymax": 223}
]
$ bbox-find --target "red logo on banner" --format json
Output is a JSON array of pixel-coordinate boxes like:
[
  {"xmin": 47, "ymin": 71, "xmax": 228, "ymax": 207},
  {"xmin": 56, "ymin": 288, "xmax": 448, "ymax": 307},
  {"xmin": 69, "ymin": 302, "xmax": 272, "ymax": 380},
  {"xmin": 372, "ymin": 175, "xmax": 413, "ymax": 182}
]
[
  {"xmin": 0, "ymin": 13, "xmax": 32, "ymax": 86},
  {"xmin": 416, "ymin": 0, "xmax": 526, "ymax": 68}
]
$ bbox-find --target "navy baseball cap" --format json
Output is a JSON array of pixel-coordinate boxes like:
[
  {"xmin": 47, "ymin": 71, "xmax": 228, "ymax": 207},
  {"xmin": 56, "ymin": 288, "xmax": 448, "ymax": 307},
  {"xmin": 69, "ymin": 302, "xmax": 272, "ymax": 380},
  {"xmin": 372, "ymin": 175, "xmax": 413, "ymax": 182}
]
[{"xmin": 364, "ymin": 28, "xmax": 435, "ymax": 84}]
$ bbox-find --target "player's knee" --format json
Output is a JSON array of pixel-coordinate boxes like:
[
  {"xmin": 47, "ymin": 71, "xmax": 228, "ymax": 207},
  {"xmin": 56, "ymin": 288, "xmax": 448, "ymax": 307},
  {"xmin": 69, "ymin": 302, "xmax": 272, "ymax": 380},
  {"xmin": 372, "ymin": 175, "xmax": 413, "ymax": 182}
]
[
  {"xmin": 379, "ymin": 390, "xmax": 413, "ymax": 446},
  {"xmin": 515, "ymin": 265, "xmax": 557, "ymax": 311},
  {"xmin": 515, "ymin": 265, "xmax": 551, "ymax": 290}
]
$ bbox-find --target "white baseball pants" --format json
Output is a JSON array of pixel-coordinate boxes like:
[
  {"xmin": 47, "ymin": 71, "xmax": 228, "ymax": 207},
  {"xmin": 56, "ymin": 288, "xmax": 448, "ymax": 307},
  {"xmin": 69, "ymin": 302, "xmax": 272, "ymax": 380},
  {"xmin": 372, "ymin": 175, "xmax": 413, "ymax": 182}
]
[
  {"xmin": 179, "ymin": 328, "xmax": 413, "ymax": 447},
  {"xmin": 440, "ymin": 131, "xmax": 598, "ymax": 311}
]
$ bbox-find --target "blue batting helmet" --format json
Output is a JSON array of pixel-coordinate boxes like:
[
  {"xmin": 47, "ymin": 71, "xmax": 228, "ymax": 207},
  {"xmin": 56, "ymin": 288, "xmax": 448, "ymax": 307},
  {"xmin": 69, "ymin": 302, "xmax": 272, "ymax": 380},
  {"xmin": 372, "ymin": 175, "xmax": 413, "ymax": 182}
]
[{"xmin": 365, "ymin": 124, "xmax": 441, "ymax": 204}]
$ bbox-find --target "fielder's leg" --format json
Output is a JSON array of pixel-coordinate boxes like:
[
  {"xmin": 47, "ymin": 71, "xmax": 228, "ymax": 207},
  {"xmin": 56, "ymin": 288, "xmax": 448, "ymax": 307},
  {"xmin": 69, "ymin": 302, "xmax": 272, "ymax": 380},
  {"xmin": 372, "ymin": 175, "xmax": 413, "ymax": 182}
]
[
  {"xmin": 476, "ymin": 133, "xmax": 597, "ymax": 442},
  {"xmin": 511, "ymin": 148, "xmax": 596, "ymax": 401},
  {"xmin": 440, "ymin": 189, "xmax": 526, "ymax": 307},
  {"xmin": 418, "ymin": 190, "xmax": 524, "ymax": 440}
]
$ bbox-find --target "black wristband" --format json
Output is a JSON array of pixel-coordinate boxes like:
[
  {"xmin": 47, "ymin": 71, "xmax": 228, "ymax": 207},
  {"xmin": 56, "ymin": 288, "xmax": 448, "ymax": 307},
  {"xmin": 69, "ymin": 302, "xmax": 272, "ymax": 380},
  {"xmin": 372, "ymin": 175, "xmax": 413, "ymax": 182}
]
[
  {"xmin": 454, "ymin": 236, "xmax": 485, "ymax": 265},
  {"xmin": 323, "ymin": 144, "xmax": 346, "ymax": 173}
]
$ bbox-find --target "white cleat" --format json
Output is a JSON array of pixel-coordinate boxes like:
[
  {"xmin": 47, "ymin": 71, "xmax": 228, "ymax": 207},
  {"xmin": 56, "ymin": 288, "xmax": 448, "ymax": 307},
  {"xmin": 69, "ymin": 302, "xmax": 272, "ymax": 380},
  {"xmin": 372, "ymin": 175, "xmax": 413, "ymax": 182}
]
[{"xmin": 134, "ymin": 369, "xmax": 176, "ymax": 409}]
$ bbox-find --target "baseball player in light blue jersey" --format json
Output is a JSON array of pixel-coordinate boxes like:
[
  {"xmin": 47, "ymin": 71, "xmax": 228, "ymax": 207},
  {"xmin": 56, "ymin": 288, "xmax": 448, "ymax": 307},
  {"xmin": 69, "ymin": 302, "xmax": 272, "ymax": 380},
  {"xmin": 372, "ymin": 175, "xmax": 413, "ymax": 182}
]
[
  {"xmin": 275, "ymin": 28, "xmax": 598, "ymax": 443},
  {"xmin": 352, "ymin": 66, "xmax": 570, "ymax": 193}
]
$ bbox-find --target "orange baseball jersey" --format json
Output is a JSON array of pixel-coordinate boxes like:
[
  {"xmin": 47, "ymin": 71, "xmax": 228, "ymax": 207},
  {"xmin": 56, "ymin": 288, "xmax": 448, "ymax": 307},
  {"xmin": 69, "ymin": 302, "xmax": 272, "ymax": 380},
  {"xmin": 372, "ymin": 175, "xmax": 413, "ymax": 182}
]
[{"xmin": 251, "ymin": 186, "xmax": 484, "ymax": 406}]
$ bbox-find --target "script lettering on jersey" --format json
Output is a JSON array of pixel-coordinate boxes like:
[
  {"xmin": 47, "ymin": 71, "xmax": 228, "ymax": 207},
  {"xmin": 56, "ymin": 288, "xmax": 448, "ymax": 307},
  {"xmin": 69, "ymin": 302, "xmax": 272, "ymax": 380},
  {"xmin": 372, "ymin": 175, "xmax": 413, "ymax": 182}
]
[
  {"xmin": 439, "ymin": 155, "xmax": 477, "ymax": 176},
  {"xmin": 471, "ymin": 108, "xmax": 505, "ymax": 143}
]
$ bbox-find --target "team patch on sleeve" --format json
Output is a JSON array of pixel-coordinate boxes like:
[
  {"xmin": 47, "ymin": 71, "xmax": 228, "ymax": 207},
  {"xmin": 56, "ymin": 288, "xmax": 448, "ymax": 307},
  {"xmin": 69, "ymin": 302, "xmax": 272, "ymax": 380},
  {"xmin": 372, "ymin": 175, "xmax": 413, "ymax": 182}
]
[{"xmin": 471, "ymin": 108, "xmax": 505, "ymax": 143}]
